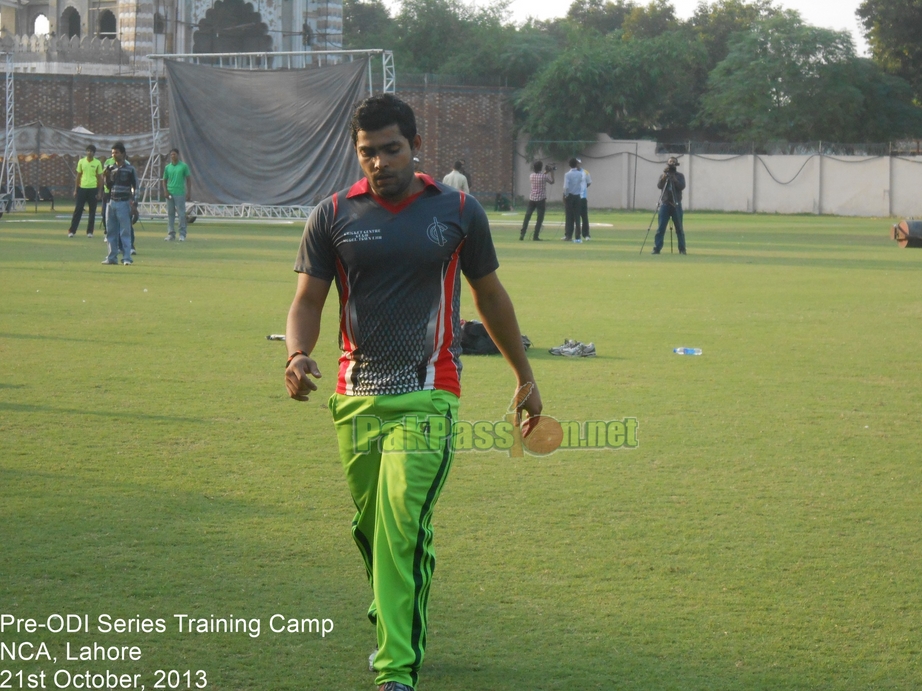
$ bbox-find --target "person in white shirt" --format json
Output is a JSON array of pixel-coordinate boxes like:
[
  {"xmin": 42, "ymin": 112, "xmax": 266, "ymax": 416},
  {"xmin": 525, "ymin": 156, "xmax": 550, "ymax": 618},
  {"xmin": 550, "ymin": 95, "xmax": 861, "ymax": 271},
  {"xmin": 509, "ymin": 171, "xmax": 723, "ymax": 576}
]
[{"xmin": 441, "ymin": 161, "xmax": 470, "ymax": 193}]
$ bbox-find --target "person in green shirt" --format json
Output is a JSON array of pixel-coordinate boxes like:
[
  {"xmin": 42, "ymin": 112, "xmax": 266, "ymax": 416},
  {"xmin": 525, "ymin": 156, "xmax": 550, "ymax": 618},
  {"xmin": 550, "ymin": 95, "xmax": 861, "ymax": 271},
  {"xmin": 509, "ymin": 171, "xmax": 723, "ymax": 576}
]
[
  {"xmin": 68, "ymin": 145, "xmax": 104, "ymax": 237},
  {"xmin": 162, "ymin": 149, "xmax": 192, "ymax": 241}
]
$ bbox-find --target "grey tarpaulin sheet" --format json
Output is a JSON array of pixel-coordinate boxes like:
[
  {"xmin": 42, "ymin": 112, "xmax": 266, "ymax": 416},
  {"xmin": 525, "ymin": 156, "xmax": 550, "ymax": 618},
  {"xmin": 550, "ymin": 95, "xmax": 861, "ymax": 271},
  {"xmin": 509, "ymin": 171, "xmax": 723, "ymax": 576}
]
[
  {"xmin": 14, "ymin": 123, "xmax": 168, "ymax": 157},
  {"xmin": 165, "ymin": 58, "xmax": 368, "ymax": 205}
]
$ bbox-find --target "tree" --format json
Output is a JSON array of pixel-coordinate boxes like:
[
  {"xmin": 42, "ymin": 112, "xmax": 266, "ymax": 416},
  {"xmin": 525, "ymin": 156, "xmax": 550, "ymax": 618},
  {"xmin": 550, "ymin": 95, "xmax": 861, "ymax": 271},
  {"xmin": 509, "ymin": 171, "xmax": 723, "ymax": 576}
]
[
  {"xmin": 621, "ymin": 0, "xmax": 680, "ymax": 39},
  {"xmin": 517, "ymin": 32, "xmax": 707, "ymax": 155},
  {"xmin": 691, "ymin": 0, "xmax": 777, "ymax": 70},
  {"xmin": 389, "ymin": 0, "xmax": 560, "ymax": 86},
  {"xmin": 699, "ymin": 11, "xmax": 922, "ymax": 142},
  {"xmin": 342, "ymin": 0, "xmax": 396, "ymax": 50},
  {"xmin": 858, "ymin": 0, "xmax": 922, "ymax": 101},
  {"xmin": 440, "ymin": 18, "xmax": 561, "ymax": 86},
  {"xmin": 847, "ymin": 58, "xmax": 922, "ymax": 141},
  {"xmin": 394, "ymin": 0, "xmax": 473, "ymax": 73},
  {"xmin": 566, "ymin": 0, "xmax": 636, "ymax": 35}
]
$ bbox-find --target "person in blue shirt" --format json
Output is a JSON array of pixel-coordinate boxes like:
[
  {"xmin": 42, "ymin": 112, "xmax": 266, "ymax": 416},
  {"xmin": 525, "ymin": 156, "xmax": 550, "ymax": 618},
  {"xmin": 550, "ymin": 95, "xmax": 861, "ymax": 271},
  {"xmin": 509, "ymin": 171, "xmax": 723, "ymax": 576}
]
[{"xmin": 563, "ymin": 158, "xmax": 583, "ymax": 243}]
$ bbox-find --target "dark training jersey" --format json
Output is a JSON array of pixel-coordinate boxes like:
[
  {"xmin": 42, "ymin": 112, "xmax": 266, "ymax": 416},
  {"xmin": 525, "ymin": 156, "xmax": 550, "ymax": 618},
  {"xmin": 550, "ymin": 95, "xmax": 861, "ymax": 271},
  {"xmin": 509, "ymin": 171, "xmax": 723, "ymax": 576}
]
[
  {"xmin": 105, "ymin": 161, "xmax": 137, "ymax": 202},
  {"xmin": 295, "ymin": 174, "xmax": 499, "ymax": 397}
]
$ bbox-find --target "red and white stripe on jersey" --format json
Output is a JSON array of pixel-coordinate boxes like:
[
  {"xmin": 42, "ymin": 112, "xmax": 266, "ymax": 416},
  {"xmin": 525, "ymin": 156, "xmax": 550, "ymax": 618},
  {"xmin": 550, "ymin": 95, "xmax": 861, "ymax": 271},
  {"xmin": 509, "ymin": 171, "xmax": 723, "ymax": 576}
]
[
  {"xmin": 424, "ymin": 239, "xmax": 465, "ymax": 395},
  {"xmin": 334, "ymin": 256, "xmax": 359, "ymax": 395}
]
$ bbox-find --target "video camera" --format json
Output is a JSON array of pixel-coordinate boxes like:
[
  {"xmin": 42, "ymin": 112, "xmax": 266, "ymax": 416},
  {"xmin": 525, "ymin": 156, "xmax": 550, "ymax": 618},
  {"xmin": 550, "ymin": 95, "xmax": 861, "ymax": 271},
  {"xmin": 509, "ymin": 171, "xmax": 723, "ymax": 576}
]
[{"xmin": 545, "ymin": 164, "xmax": 557, "ymax": 172}]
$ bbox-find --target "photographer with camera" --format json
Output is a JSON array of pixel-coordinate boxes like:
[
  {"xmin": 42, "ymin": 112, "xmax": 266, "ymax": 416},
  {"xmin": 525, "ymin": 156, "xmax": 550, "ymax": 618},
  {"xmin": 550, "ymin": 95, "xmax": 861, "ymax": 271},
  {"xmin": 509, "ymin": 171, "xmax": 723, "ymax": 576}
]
[
  {"xmin": 652, "ymin": 156, "xmax": 687, "ymax": 255},
  {"xmin": 520, "ymin": 160, "xmax": 555, "ymax": 241}
]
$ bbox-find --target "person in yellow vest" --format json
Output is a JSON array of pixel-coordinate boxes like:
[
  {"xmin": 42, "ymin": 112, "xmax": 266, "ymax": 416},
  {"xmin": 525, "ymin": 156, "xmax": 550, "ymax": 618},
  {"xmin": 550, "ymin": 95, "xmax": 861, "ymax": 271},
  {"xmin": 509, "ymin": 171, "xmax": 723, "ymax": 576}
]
[{"xmin": 67, "ymin": 145, "xmax": 104, "ymax": 238}]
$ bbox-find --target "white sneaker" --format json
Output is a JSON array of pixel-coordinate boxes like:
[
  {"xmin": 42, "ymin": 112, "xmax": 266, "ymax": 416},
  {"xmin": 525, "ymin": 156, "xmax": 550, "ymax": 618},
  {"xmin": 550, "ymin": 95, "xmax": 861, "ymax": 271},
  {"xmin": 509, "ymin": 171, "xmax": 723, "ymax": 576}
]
[
  {"xmin": 579, "ymin": 342, "xmax": 596, "ymax": 357},
  {"xmin": 368, "ymin": 647, "xmax": 377, "ymax": 673},
  {"xmin": 548, "ymin": 339, "xmax": 577, "ymax": 355},
  {"xmin": 164, "ymin": 235, "xmax": 175, "ymax": 241},
  {"xmin": 557, "ymin": 342, "xmax": 584, "ymax": 357},
  {"xmin": 573, "ymin": 238, "xmax": 582, "ymax": 244}
]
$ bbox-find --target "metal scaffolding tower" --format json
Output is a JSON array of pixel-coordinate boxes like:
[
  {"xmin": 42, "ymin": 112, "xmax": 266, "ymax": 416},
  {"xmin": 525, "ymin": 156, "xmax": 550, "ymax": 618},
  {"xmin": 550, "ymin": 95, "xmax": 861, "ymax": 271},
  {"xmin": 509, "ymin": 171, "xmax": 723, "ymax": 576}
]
[
  {"xmin": 138, "ymin": 58, "xmax": 167, "ymax": 205},
  {"xmin": 382, "ymin": 50, "xmax": 395, "ymax": 94},
  {"xmin": 2, "ymin": 53, "xmax": 25, "ymax": 213}
]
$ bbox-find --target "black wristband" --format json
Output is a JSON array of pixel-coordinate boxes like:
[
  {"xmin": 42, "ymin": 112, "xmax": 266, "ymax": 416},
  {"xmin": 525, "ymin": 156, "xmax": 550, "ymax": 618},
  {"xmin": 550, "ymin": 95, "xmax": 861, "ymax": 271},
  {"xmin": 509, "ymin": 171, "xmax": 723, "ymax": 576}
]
[{"xmin": 286, "ymin": 350, "xmax": 308, "ymax": 367}]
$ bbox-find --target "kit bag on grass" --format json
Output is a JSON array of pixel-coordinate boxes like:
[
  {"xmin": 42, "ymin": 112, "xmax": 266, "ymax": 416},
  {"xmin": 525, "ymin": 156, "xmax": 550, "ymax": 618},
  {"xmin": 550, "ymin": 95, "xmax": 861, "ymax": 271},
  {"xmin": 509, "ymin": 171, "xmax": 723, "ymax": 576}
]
[{"xmin": 460, "ymin": 320, "xmax": 531, "ymax": 355}]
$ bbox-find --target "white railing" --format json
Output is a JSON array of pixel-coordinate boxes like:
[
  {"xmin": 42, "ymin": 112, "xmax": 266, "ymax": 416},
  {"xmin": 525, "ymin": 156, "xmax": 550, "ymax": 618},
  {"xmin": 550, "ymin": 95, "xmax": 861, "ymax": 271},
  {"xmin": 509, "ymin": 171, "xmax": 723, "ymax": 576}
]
[{"xmin": 138, "ymin": 201, "xmax": 315, "ymax": 219}]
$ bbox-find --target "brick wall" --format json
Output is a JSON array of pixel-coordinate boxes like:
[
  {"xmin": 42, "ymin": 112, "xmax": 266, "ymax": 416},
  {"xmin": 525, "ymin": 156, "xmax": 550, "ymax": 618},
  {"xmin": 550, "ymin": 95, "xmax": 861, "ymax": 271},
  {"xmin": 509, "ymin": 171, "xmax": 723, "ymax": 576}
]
[
  {"xmin": 16, "ymin": 73, "xmax": 162, "ymax": 197},
  {"xmin": 13, "ymin": 73, "xmax": 514, "ymax": 202},
  {"xmin": 399, "ymin": 85, "xmax": 515, "ymax": 201}
]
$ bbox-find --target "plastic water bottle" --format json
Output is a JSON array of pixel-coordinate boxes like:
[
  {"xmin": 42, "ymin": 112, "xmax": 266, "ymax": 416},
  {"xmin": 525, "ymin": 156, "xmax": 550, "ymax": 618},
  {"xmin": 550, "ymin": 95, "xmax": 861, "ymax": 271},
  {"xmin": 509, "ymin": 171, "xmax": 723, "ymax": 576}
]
[{"xmin": 674, "ymin": 347, "xmax": 702, "ymax": 355}]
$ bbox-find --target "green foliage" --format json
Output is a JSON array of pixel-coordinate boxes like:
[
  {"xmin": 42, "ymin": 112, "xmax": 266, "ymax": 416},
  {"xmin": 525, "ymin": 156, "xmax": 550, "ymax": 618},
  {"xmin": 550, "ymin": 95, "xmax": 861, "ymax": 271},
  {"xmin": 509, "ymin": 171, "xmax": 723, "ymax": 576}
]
[
  {"xmin": 699, "ymin": 11, "xmax": 922, "ymax": 142},
  {"xmin": 622, "ymin": 0, "xmax": 680, "ymax": 39},
  {"xmin": 517, "ymin": 32, "xmax": 707, "ymax": 155},
  {"xmin": 566, "ymin": 0, "xmax": 636, "ymax": 35},
  {"xmin": 395, "ymin": 0, "xmax": 473, "ymax": 73},
  {"xmin": 691, "ymin": 0, "xmax": 777, "ymax": 70},
  {"xmin": 342, "ymin": 0, "xmax": 396, "ymax": 50},
  {"xmin": 345, "ymin": 0, "xmax": 559, "ymax": 86},
  {"xmin": 343, "ymin": 0, "xmax": 922, "ymax": 144},
  {"xmin": 858, "ymin": 0, "xmax": 922, "ymax": 102},
  {"xmin": 440, "ymin": 19, "xmax": 561, "ymax": 87}
]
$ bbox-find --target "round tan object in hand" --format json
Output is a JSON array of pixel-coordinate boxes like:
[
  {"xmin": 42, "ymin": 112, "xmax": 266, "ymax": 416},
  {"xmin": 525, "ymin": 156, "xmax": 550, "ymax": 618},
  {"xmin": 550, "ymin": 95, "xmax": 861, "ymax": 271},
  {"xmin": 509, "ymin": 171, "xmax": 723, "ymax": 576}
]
[{"xmin": 521, "ymin": 415, "xmax": 564, "ymax": 456}]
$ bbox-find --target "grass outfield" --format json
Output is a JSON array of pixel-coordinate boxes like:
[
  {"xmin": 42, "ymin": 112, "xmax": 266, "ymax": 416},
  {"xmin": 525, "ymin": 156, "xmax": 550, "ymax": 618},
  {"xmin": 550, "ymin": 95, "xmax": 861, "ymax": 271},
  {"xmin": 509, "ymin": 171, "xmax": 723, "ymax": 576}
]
[{"xmin": 1, "ymin": 209, "xmax": 920, "ymax": 690}]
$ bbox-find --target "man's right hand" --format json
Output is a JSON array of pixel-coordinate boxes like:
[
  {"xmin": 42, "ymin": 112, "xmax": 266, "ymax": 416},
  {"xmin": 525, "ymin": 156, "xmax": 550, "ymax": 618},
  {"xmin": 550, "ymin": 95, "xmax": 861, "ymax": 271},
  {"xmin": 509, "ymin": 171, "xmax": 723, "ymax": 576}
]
[{"xmin": 285, "ymin": 354, "xmax": 323, "ymax": 401}]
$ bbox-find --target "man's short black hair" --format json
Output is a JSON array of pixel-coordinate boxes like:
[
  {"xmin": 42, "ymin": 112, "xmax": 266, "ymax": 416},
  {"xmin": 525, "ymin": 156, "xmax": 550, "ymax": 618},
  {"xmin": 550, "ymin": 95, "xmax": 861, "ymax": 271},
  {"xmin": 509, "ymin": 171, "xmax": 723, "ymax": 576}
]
[
  {"xmin": 351, "ymin": 94, "xmax": 417, "ymax": 146},
  {"xmin": 170, "ymin": 148, "xmax": 180, "ymax": 155},
  {"xmin": 112, "ymin": 142, "xmax": 126, "ymax": 154},
  {"xmin": 532, "ymin": 160, "xmax": 543, "ymax": 173},
  {"xmin": 453, "ymin": 161, "xmax": 464, "ymax": 171},
  {"xmin": 85, "ymin": 145, "xmax": 96, "ymax": 154},
  {"xmin": 568, "ymin": 157, "xmax": 579, "ymax": 168}
]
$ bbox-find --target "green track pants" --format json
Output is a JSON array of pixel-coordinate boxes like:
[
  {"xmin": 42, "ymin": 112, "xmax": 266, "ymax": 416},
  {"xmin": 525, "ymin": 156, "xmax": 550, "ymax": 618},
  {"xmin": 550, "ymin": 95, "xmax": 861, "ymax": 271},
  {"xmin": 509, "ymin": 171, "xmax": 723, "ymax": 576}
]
[{"xmin": 330, "ymin": 389, "xmax": 459, "ymax": 689}]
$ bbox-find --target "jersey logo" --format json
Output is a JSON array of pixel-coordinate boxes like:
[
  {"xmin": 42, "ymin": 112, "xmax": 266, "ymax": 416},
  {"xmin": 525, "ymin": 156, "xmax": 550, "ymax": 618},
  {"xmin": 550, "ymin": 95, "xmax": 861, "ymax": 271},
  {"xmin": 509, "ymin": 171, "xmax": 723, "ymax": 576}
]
[{"xmin": 427, "ymin": 217, "xmax": 448, "ymax": 246}]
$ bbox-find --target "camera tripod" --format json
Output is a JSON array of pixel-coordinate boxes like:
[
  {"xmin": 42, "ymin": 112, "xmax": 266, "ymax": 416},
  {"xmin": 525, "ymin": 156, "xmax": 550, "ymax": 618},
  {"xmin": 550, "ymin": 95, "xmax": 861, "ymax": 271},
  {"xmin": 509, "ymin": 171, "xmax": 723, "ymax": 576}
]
[{"xmin": 639, "ymin": 174, "xmax": 680, "ymax": 254}]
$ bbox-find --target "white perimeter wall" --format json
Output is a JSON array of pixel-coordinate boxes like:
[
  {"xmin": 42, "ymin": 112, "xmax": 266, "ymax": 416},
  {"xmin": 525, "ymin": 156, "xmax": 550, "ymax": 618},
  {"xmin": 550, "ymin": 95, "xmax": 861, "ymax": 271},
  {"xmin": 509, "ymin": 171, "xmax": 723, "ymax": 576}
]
[{"xmin": 515, "ymin": 135, "xmax": 922, "ymax": 217}]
